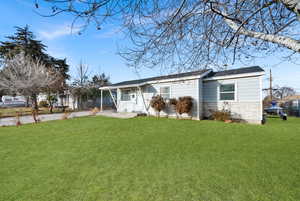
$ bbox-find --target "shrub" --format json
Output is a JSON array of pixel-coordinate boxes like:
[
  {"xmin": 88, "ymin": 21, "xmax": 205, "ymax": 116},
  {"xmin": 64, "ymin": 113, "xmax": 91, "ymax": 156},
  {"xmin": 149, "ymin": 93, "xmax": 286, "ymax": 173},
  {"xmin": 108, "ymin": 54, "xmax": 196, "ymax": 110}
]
[
  {"xmin": 169, "ymin": 98, "xmax": 178, "ymax": 106},
  {"xmin": 61, "ymin": 111, "xmax": 70, "ymax": 120},
  {"xmin": 15, "ymin": 112, "xmax": 21, "ymax": 126},
  {"xmin": 39, "ymin": 100, "xmax": 49, "ymax": 108},
  {"xmin": 47, "ymin": 95, "xmax": 58, "ymax": 113},
  {"xmin": 90, "ymin": 107, "xmax": 100, "ymax": 116},
  {"xmin": 210, "ymin": 109, "xmax": 231, "ymax": 121},
  {"xmin": 176, "ymin": 96, "xmax": 193, "ymax": 115},
  {"xmin": 150, "ymin": 95, "xmax": 166, "ymax": 117}
]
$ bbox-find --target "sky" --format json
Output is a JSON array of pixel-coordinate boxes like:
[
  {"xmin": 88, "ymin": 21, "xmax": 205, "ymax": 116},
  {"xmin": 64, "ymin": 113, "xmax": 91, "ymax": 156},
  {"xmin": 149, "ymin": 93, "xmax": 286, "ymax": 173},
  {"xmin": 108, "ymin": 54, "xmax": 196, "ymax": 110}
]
[{"xmin": 0, "ymin": 0, "xmax": 299, "ymax": 94}]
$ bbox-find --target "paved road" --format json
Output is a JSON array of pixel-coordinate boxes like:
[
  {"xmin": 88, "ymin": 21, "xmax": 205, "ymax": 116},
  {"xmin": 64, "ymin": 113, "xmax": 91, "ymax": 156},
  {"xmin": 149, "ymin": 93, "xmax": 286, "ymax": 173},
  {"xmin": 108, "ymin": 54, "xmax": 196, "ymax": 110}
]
[{"xmin": 0, "ymin": 110, "xmax": 137, "ymax": 127}]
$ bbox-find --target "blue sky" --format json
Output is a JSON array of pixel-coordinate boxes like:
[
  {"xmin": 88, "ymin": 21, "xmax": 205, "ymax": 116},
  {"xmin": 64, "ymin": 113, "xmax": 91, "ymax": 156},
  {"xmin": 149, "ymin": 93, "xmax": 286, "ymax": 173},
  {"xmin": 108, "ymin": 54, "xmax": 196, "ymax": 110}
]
[{"xmin": 0, "ymin": 0, "xmax": 299, "ymax": 93}]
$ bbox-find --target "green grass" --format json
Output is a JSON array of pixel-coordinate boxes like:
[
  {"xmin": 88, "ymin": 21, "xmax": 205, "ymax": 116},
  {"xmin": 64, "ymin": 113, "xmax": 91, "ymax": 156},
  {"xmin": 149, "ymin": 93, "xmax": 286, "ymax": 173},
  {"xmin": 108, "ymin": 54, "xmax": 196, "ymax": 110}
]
[{"xmin": 0, "ymin": 116, "xmax": 299, "ymax": 201}]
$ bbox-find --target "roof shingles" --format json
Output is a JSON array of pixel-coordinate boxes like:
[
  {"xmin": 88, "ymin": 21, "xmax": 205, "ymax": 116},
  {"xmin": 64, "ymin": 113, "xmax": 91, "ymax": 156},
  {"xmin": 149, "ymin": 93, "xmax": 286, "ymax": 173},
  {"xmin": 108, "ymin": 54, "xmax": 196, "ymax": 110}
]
[
  {"xmin": 109, "ymin": 66, "xmax": 264, "ymax": 87},
  {"xmin": 110, "ymin": 69, "xmax": 209, "ymax": 87}
]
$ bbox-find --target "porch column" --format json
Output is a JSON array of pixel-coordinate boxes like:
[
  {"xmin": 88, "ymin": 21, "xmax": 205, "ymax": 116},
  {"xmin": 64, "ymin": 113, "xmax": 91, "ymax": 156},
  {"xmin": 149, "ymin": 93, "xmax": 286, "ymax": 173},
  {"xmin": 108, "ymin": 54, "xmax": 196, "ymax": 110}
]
[
  {"xmin": 138, "ymin": 86, "xmax": 149, "ymax": 115},
  {"xmin": 108, "ymin": 88, "xmax": 117, "ymax": 109}
]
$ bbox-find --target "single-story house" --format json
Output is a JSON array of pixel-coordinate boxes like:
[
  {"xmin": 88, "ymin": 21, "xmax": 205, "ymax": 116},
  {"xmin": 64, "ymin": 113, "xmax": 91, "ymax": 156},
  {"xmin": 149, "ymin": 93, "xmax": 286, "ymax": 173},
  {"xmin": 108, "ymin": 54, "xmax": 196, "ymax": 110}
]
[
  {"xmin": 100, "ymin": 66, "xmax": 265, "ymax": 124},
  {"xmin": 37, "ymin": 90, "xmax": 115, "ymax": 110}
]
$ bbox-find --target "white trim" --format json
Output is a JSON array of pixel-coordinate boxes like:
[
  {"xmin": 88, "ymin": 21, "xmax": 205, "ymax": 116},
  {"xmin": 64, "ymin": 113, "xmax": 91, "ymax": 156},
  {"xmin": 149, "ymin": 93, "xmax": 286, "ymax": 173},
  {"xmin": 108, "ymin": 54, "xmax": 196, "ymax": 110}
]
[
  {"xmin": 196, "ymin": 78, "xmax": 200, "ymax": 120},
  {"xmin": 100, "ymin": 89, "xmax": 103, "ymax": 111},
  {"xmin": 159, "ymin": 86, "xmax": 171, "ymax": 99},
  {"xmin": 217, "ymin": 81, "xmax": 237, "ymax": 102},
  {"xmin": 203, "ymin": 72, "xmax": 265, "ymax": 81},
  {"xmin": 108, "ymin": 88, "xmax": 117, "ymax": 109},
  {"xmin": 259, "ymin": 76, "xmax": 263, "ymax": 121},
  {"xmin": 146, "ymin": 70, "xmax": 212, "ymax": 85},
  {"xmin": 138, "ymin": 86, "xmax": 150, "ymax": 115},
  {"xmin": 100, "ymin": 70, "xmax": 212, "ymax": 90}
]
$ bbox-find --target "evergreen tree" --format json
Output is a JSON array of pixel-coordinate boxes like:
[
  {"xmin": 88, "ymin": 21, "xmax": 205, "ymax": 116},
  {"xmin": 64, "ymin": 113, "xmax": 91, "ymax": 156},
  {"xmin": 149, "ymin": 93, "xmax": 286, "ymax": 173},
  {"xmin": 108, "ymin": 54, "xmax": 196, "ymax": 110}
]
[
  {"xmin": 90, "ymin": 73, "xmax": 110, "ymax": 88},
  {"xmin": 0, "ymin": 25, "xmax": 69, "ymax": 81},
  {"xmin": 0, "ymin": 25, "xmax": 46, "ymax": 61}
]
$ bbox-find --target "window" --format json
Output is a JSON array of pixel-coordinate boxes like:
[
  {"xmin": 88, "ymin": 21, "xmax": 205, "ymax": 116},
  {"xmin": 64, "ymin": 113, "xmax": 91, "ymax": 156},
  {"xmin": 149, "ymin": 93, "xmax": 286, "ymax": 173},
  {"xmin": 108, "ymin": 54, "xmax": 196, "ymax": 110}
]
[
  {"xmin": 219, "ymin": 84, "xmax": 235, "ymax": 101},
  {"xmin": 144, "ymin": 85, "xmax": 156, "ymax": 93},
  {"xmin": 121, "ymin": 90, "xmax": 131, "ymax": 101},
  {"xmin": 160, "ymin": 86, "xmax": 170, "ymax": 99}
]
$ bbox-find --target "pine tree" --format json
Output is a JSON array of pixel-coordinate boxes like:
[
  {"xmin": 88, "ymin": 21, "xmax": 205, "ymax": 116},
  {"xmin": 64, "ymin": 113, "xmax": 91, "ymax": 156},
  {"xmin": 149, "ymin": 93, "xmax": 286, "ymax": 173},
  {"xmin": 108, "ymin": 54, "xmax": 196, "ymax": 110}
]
[
  {"xmin": 0, "ymin": 25, "xmax": 46, "ymax": 61},
  {"xmin": 0, "ymin": 25, "xmax": 69, "ymax": 81},
  {"xmin": 91, "ymin": 73, "xmax": 110, "ymax": 88}
]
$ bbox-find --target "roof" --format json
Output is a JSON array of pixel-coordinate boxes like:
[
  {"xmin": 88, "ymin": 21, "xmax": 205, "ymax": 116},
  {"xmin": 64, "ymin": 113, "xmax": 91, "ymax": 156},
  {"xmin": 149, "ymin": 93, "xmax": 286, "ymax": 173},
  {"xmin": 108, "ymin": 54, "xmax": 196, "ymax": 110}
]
[
  {"xmin": 204, "ymin": 66, "xmax": 264, "ymax": 78},
  {"xmin": 109, "ymin": 69, "xmax": 209, "ymax": 87},
  {"xmin": 105, "ymin": 66, "xmax": 264, "ymax": 88}
]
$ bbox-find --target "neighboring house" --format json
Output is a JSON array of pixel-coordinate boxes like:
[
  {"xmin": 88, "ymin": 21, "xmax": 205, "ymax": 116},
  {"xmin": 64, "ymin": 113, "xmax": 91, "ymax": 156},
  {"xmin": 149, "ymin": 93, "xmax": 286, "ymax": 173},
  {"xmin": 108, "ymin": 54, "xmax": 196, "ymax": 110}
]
[
  {"xmin": 37, "ymin": 92, "xmax": 78, "ymax": 109},
  {"xmin": 37, "ymin": 90, "xmax": 115, "ymax": 110},
  {"xmin": 100, "ymin": 66, "xmax": 265, "ymax": 124}
]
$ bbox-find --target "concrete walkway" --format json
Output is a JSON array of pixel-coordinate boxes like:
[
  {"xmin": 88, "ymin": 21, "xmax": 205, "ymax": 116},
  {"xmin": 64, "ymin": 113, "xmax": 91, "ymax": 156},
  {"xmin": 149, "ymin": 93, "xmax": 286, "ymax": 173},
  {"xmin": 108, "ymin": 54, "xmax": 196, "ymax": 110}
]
[{"xmin": 0, "ymin": 110, "xmax": 137, "ymax": 127}]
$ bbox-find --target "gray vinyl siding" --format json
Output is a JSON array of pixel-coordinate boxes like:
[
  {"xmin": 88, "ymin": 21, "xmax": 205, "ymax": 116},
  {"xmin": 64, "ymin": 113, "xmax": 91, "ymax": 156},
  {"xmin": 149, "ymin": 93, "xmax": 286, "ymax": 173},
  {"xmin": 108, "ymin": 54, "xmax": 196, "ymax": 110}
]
[
  {"xmin": 116, "ymin": 74, "xmax": 263, "ymax": 123},
  {"xmin": 203, "ymin": 81, "xmax": 218, "ymax": 102},
  {"xmin": 237, "ymin": 77, "xmax": 260, "ymax": 101},
  {"xmin": 203, "ymin": 76, "xmax": 261, "ymax": 102},
  {"xmin": 203, "ymin": 76, "xmax": 263, "ymax": 123},
  {"xmin": 147, "ymin": 79, "xmax": 199, "ymax": 118}
]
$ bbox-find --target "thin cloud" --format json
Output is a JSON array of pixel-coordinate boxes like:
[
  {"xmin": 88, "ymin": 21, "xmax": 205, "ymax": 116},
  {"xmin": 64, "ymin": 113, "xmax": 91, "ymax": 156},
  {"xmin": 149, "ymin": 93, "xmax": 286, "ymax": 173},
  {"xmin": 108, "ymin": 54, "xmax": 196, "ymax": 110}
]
[
  {"xmin": 96, "ymin": 26, "xmax": 123, "ymax": 39},
  {"xmin": 38, "ymin": 24, "xmax": 81, "ymax": 40}
]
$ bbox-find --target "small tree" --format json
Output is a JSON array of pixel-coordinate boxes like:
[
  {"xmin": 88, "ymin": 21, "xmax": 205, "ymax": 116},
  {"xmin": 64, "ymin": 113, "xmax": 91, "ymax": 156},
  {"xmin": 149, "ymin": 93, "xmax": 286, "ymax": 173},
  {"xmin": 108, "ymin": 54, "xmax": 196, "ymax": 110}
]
[
  {"xmin": 47, "ymin": 94, "xmax": 58, "ymax": 113},
  {"xmin": 71, "ymin": 61, "xmax": 90, "ymax": 110},
  {"xmin": 176, "ymin": 96, "xmax": 193, "ymax": 118},
  {"xmin": 150, "ymin": 95, "xmax": 166, "ymax": 117},
  {"xmin": 0, "ymin": 53, "xmax": 59, "ymax": 121}
]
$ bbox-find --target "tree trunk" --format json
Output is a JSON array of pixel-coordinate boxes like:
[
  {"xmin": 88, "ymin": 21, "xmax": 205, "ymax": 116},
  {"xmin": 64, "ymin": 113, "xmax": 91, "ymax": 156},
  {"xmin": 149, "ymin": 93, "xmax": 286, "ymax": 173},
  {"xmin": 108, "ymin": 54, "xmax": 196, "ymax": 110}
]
[
  {"xmin": 31, "ymin": 94, "xmax": 38, "ymax": 111},
  {"xmin": 49, "ymin": 102, "xmax": 53, "ymax": 113},
  {"xmin": 26, "ymin": 96, "xmax": 30, "ymax": 107},
  {"xmin": 31, "ymin": 94, "xmax": 39, "ymax": 123}
]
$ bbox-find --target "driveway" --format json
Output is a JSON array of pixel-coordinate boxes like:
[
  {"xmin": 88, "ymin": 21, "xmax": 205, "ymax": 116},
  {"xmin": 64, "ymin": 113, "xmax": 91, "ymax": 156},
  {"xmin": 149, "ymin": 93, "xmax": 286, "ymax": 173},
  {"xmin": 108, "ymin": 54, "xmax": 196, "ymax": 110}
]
[{"xmin": 0, "ymin": 110, "xmax": 137, "ymax": 127}]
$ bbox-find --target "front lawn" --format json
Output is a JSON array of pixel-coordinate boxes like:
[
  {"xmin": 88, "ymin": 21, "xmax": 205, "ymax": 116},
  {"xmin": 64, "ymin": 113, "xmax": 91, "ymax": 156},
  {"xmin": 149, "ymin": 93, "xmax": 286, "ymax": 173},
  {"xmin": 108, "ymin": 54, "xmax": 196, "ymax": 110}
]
[{"xmin": 0, "ymin": 116, "xmax": 299, "ymax": 201}]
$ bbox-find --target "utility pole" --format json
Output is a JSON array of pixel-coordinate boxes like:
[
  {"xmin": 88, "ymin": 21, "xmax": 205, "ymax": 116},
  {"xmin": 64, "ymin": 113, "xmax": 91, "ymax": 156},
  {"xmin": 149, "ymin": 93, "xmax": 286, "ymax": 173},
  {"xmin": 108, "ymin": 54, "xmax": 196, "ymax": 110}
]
[
  {"xmin": 263, "ymin": 69, "xmax": 277, "ymax": 103},
  {"xmin": 269, "ymin": 69, "xmax": 273, "ymax": 100}
]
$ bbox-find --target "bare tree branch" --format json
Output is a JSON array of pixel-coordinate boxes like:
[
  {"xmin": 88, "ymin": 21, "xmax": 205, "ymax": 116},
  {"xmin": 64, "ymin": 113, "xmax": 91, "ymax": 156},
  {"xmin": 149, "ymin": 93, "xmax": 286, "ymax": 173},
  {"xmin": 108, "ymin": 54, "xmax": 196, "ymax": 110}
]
[
  {"xmin": 35, "ymin": 0, "xmax": 300, "ymax": 71},
  {"xmin": 0, "ymin": 53, "xmax": 60, "ymax": 109}
]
